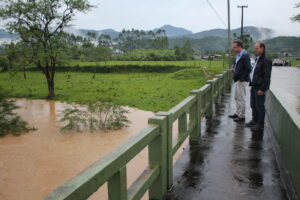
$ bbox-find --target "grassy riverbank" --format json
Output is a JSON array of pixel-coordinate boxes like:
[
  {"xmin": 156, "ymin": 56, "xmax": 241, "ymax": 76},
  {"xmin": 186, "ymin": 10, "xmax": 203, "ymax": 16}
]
[{"xmin": 0, "ymin": 66, "xmax": 226, "ymax": 112}]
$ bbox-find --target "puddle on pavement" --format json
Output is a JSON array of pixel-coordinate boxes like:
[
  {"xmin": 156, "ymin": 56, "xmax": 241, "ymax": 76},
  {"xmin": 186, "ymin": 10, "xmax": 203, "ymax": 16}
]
[{"xmin": 0, "ymin": 99, "xmax": 159, "ymax": 200}]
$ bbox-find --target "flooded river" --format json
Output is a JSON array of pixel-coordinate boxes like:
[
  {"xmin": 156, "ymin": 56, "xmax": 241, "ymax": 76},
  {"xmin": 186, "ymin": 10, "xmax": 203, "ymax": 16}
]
[{"xmin": 0, "ymin": 99, "xmax": 157, "ymax": 200}]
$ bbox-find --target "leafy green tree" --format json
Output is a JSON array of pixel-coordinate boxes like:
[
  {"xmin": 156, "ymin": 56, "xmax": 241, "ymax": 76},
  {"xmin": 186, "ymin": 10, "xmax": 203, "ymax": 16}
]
[
  {"xmin": 0, "ymin": 55, "xmax": 9, "ymax": 72},
  {"xmin": 291, "ymin": 2, "xmax": 300, "ymax": 22},
  {"xmin": 182, "ymin": 40, "xmax": 194, "ymax": 59},
  {"xmin": 174, "ymin": 46, "xmax": 187, "ymax": 61},
  {"xmin": 233, "ymin": 33, "xmax": 253, "ymax": 50},
  {"xmin": 0, "ymin": 0, "xmax": 93, "ymax": 99},
  {"xmin": 115, "ymin": 29, "xmax": 169, "ymax": 53},
  {"xmin": 98, "ymin": 34, "xmax": 113, "ymax": 48}
]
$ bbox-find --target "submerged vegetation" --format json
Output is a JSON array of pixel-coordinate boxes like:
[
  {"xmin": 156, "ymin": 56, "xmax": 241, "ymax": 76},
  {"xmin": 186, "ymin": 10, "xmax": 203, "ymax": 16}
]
[
  {"xmin": 0, "ymin": 87, "xmax": 35, "ymax": 136},
  {"xmin": 60, "ymin": 102, "xmax": 130, "ymax": 132}
]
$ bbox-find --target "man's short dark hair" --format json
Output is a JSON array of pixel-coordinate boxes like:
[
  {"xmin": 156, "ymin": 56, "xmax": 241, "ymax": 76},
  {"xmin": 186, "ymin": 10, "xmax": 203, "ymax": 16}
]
[{"xmin": 233, "ymin": 40, "xmax": 244, "ymax": 48}]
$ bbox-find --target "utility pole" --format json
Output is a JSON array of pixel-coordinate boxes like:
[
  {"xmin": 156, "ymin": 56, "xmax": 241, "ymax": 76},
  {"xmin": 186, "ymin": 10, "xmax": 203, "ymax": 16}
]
[
  {"xmin": 237, "ymin": 5, "xmax": 248, "ymax": 36},
  {"xmin": 227, "ymin": 0, "xmax": 231, "ymax": 69}
]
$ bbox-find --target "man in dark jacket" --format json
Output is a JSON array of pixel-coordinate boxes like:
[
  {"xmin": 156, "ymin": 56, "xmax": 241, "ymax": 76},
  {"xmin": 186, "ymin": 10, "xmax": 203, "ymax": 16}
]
[
  {"xmin": 245, "ymin": 42, "xmax": 272, "ymax": 131},
  {"xmin": 229, "ymin": 40, "xmax": 252, "ymax": 122}
]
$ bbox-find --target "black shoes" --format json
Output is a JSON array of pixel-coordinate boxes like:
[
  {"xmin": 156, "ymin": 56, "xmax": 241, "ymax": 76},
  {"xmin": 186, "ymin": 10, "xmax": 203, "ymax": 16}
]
[
  {"xmin": 233, "ymin": 117, "xmax": 245, "ymax": 122},
  {"xmin": 245, "ymin": 120, "xmax": 256, "ymax": 127},
  {"xmin": 228, "ymin": 114, "xmax": 238, "ymax": 119},
  {"xmin": 251, "ymin": 124, "xmax": 264, "ymax": 131},
  {"xmin": 229, "ymin": 114, "xmax": 245, "ymax": 122}
]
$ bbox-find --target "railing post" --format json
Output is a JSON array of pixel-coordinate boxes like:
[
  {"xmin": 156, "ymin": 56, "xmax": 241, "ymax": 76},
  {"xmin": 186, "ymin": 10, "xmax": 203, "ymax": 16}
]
[
  {"xmin": 224, "ymin": 71, "xmax": 227, "ymax": 93},
  {"xmin": 178, "ymin": 112, "xmax": 187, "ymax": 136},
  {"xmin": 151, "ymin": 112, "xmax": 173, "ymax": 191},
  {"xmin": 148, "ymin": 115, "xmax": 168, "ymax": 199},
  {"xmin": 108, "ymin": 166, "xmax": 127, "ymax": 200},
  {"xmin": 189, "ymin": 90, "xmax": 202, "ymax": 144},
  {"xmin": 216, "ymin": 74, "xmax": 223, "ymax": 101},
  {"xmin": 205, "ymin": 80, "xmax": 214, "ymax": 118},
  {"xmin": 226, "ymin": 70, "xmax": 232, "ymax": 89}
]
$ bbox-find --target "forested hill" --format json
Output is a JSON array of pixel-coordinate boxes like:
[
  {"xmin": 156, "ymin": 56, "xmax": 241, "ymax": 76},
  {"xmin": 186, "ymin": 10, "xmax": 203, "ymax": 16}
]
[
  {"xmin": 169, "ymin": 36, "xmax": 228, "ymax": 53},
  {"xmin": 264, "ymin": 36, "xmax": 300, "ymax": 53},
  {"xmin": 169, "ymin": 36, "xmax": 300, "ymax": 54}
]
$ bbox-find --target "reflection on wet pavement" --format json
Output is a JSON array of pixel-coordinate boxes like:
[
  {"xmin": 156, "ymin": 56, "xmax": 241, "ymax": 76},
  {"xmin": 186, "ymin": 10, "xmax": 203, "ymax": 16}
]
[{"xmin": 166, "ymin": 88, "xmax": 293, "ymax": 200}]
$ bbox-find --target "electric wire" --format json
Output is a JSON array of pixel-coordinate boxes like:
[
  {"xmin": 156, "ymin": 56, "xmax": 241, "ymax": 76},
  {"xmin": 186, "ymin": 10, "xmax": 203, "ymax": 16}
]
[{"xmin": 206, "ymin": 0, "xmax": 227, "ymax": 28}]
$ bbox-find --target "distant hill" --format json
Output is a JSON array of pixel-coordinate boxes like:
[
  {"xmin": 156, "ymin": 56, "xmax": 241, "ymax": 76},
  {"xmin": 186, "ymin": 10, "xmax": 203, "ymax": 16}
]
[
  {"xmin": 189, "ymin": 26, "xmax": 274, "ymax": 41},
  {"xmin": 264, "ymin": 36, "xmax": 300, "ymax": 53},
  {"xmin": 169, "ymin": 35, "xmax": 300, "ymax": 54},
  {"xmin": 77, "ymin": 29, "xmax": 119, "ymax": 38},
  {"xmin": 0, "ymin": 29, "xmax": 18, "ymax": 43},
  {"xmin": 2, "ymin": 26, "xmax": 298, "ymax": 54},
  {"xmin": 169, "ymin": 36, "xmax": 227, "ymax": 53},
  {"xmin": 0, "ymin": 25, "xmax": 275, "ymax": 41},
  {"xmin": 154, "ymin": 25, "xmax": 193, "ymax": 38},
  {"xmin": 0, "ymin": 29, "xmax": 17, "ymax": 38}
]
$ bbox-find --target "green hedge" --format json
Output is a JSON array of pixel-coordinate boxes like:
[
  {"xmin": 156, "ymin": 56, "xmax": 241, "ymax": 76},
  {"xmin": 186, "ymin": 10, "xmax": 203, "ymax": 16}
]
[{"xmin": 27, "ymin": 65, "xmax": 182, "ymax": 73}]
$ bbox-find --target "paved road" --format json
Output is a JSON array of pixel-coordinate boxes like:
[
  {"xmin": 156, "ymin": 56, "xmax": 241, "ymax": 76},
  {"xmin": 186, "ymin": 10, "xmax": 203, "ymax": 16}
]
[
  {"xmin": 270, "ymin": 67, "xmax": 300, "ymax": 115},
  {"xmin": 166, "ymin": 85, "xmax": 295, "ymax": 200}
]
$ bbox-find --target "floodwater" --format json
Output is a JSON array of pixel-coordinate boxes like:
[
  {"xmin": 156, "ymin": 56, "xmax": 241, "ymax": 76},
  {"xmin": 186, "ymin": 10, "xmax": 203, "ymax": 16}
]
[{"xmin": 0, "ymin": 99, "xmax": 158, "ymax": 200}]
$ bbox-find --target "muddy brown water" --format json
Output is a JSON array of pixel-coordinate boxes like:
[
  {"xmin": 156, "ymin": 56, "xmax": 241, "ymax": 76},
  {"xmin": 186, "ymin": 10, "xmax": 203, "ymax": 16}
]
[
  {"xmin": 0, "ymin": 99, "xmax": 186, "ymax": 200},
  {"xmin": 0, "ymin": 99, "xmax": 154, "ymax": 200}
]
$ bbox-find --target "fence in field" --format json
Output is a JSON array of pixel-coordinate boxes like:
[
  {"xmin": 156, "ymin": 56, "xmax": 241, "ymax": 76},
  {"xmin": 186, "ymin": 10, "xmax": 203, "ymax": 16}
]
[{"xmin": 44, "ymin": 70, "xmax": 231, "ymax": 200}]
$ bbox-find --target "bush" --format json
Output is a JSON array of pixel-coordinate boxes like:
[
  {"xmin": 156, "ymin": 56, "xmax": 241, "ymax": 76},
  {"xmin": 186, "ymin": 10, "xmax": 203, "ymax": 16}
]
[
  {"xmin": 0, "ymin": 87, "xmax": 36, "ymax": 136},
  {"xmin": 60, "ymin": 102, "xmax": 130, "ymax": 132},
  {"xmin": 115, "ymin": 49, "xmax": 177, "ymax": 61},
  {"xmin": 28, "ymin": 64, "xmax": 181, "ymax": 73},
  {"xmin": 0, "ymin": 56, "xmax": 9, "ymax": 72}
]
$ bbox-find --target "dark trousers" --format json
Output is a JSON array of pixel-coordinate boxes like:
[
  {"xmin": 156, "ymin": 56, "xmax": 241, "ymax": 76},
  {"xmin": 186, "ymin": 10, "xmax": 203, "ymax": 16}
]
[{"xmin": 250, "ymin": 87, "xmax": 266, "ymax": 127}]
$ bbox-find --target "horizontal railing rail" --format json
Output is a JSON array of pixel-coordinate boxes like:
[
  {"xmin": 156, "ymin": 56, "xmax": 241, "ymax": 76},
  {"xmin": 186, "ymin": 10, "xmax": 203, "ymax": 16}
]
[{"xmin": 43, "ymin": 69, "xmax": 231, "ymax": 200}]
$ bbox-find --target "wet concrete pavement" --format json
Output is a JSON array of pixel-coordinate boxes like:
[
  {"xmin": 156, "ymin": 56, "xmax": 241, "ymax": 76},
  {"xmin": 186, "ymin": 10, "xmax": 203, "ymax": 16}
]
[{"xmin": 166, "ymin": 86, "xmax": 295, "ymax": 200}]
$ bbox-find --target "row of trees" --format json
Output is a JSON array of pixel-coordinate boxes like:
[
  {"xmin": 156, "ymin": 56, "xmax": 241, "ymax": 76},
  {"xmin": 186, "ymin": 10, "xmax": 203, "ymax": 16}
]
[
  {"xmin": 115, "ymin": 29, "xmax": 169, "ymax": 53},
  {"xmin": 63, "ymin": 28, "xmax": 170, "ymax": 61}
]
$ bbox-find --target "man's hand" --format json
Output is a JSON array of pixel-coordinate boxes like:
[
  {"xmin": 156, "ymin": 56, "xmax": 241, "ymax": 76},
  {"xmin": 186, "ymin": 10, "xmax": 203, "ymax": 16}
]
[
  {"xmin": 257, "ymin": 90, "xmax": 264, "ymax": 96},
  {"xmin": 230, "ymin": 67, "xmax": 234, "ymax": 72}
]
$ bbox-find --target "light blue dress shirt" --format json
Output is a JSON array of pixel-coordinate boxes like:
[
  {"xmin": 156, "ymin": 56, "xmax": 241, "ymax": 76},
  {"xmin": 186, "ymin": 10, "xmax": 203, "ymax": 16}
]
[
  {"xmin": 235, "ymin": 50, "xmax": 246, "ymax": 69},
  {"xmin": 250, "ymin": 56, "xmax": 260, "ymax": 82}
]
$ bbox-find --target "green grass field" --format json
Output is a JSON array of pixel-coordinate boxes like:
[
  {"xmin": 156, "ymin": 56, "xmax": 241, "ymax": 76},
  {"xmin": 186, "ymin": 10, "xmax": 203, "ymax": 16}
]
[{"xmin": 0, "ymin": 65, "xmax": 227, "ymax": 112}]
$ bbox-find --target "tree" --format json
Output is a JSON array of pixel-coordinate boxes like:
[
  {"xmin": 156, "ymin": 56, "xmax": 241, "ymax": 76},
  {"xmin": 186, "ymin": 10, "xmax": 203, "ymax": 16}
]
[
  {"xmin": 233, "ymin": 33, "xmax": 253, "ymax": 50},
  {"xmin": 98, "ymin": 34, "xmax": 112, "ymax": 48},
  {"xmin": 182, "ymin": 40, "xmax": 194, "ymax": 59},
  {"xmin": 0, "ymin": 56, "xmax": 9, "ymax": 72},
  {"xmin": 291, "ymin": 2, "xmax": 300, "ymax": 22},
  {"xmin": 115, "ymin": 29, "xmax": 169, "ymax": 53},
  {"xmin": 0, "ymin": 0, "xmax": 93, "ymax": 98}
]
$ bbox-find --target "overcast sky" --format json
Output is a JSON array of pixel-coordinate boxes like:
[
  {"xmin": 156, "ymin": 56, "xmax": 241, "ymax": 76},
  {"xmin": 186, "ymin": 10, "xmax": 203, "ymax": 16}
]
[{"xmin": 72, "ymin": 0, "xmax": 300, "ymax": 36}]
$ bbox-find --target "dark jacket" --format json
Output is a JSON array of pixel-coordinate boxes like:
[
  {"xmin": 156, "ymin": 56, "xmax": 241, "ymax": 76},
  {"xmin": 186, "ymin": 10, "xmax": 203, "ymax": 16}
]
[
  {"xmin": 233, "ymin": 52, "xmax": 252, "ymax": 82},
  {"xmin": 249, "ymin": 55, "xmax": 272, "ymax": 92}
]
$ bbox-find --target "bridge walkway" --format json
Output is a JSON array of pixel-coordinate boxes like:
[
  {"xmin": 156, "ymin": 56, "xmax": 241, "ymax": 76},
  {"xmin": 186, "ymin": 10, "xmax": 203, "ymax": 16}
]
[{"xmin": 166, "ymin": 84, "xmax": 294, "ymax": 200}]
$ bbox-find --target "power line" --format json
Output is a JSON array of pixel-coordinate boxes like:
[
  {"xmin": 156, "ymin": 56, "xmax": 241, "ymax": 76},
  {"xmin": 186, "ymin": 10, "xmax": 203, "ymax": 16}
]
[{"xmin": 206, "ymin": 0, "xmax": 227, "ymax": 28}]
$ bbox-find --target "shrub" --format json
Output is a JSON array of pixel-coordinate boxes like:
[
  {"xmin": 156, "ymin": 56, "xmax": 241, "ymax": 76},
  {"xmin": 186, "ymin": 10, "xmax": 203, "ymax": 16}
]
[
  {"xmin": 0, "ymin": 87, "xmax": 36, "ymax": 136},
  {"xmin": 60, "ymin": 102, "xmax": 130, "ymax": 132}
]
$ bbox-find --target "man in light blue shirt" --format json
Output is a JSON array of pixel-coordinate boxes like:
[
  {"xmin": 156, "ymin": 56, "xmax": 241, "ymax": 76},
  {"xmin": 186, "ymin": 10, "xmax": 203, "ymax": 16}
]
[{"xmin": 229, "ymin": 40, "xmax": 252, "ymax": 122}]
